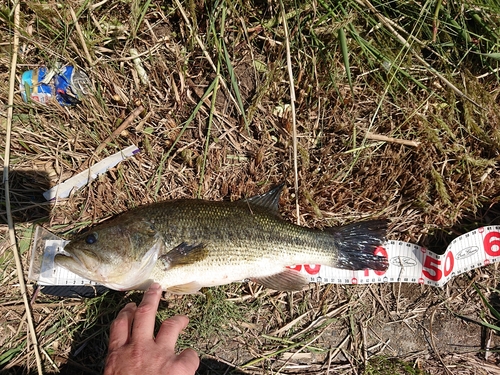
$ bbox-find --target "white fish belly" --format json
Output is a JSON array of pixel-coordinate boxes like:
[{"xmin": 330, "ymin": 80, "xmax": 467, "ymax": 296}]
[{"xmin": 153, "ymin": 259, "xmax": 290, "ymax": 290}]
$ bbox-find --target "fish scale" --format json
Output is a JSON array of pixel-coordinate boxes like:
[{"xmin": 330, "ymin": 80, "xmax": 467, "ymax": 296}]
[{"xmin": 56, "ymin": 184, "xmax": 389, "ymax": 294}]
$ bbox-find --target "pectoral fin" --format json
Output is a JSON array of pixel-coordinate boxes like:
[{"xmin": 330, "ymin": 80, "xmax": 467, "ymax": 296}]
[
  {"xmin": 167, "ymin": 281, "xmax": 202, "ymax": 295},
  {"xmin": 252, "ymin": 268, "xmax": 309, "ymax": 291},
  {"xmin": 160, "ymin": 242, "xmax": 208, "ymax": 269}
]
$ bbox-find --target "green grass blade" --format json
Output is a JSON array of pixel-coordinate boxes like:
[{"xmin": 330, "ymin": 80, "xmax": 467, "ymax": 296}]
[
  {"xmin": 198, "ymin": 69, "xmax": 220, "ymax": 198},
  {"xmin": 456, "ymin": 314, "xmax": 500, "ymax": 332},
  {"xmin": 223, "ymin": 41, "xmax": 249, "ymax": 132},
  {"xmin": 338, "ymin": 27, "xmax": 353, "ymax": 96},
  {"xmin": 474, "ymin": 283, "xmax": 500, "ymax": 321}
]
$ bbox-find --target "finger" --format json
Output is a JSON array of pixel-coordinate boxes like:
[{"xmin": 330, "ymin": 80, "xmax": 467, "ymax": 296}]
[
  {"xmin": 131, "ymin": 282, "xmax": 162, "ymax": 342},
  {"xmin": 175, "ymin": 348, "xmax": 200, "ymax": 373},
  {"xmin": 155, "ymin": 315, "xmax": 189, "ymax": 349},
  {"xmin": 108, "ymin": 302, "xmax": 137, "ymax": 351}
]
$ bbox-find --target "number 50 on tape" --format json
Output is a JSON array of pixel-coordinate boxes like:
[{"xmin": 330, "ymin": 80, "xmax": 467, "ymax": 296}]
[{"xmin": 298, "ymin": 226, "xmax": 500, "ymax": 287}]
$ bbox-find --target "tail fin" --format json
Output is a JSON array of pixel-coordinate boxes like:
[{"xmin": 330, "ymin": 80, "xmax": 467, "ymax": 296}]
[{"xmin": 326, "ymin": 219, "xmax": 389, "ymax": 271}]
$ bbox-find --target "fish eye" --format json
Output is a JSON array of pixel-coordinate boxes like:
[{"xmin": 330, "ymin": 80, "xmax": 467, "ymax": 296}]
[{"xmin": 85, "ymin": 233, "xmax": 98, "ymax": 245}]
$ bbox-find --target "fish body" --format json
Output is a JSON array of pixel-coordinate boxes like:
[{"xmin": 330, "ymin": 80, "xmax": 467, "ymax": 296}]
[{"xmin": 56, "ymin": 184, "xmax": 388, "ymax": 294}]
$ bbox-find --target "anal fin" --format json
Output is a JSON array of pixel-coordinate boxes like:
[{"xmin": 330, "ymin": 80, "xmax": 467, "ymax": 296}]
[{"xmin": 251, "ymin": 269, "xmax": 309, "ymax": 291}]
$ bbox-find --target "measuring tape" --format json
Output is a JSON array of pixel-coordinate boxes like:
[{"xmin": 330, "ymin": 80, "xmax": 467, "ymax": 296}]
[
  {"xmin": 30, "ymin": 225, "xmax": 500, "ymax": 291},
  {"xmin": 296, "ymin": 225, "xmax": 500, "ymax": 287}
]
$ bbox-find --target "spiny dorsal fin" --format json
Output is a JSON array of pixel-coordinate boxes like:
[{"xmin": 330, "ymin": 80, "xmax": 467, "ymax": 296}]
[
  {"xmin": 251, "ymin": 268, "xmax": 309, "ymax": 291},
  {"xmin": 242, "ymin": 183, "xmax": 285, "ymax": 215},
  {"xmin": 159, "ymin": 242, "xmax": 208, "ymax": 269}
]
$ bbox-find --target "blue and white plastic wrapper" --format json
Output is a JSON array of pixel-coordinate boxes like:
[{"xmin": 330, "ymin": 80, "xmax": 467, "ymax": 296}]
[
  {"xmin": 53, "ymin": 66, "xmax": 91, "ymax": 105},
  {"xmin": 20, "ymin": 65, "xmax": 91, "ymax": 105},
  {"xmin": 29, "ymin": 223, "xmax": 500, "ymax": 289},
  {"xmin": 20, "ymin": 67, "xmax": 53, "ymax": 104}
]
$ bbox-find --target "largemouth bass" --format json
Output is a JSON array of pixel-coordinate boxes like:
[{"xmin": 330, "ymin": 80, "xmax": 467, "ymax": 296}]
[{"xmin": 55, "ymin": 184, "xmax": 388, "ymax": 294}]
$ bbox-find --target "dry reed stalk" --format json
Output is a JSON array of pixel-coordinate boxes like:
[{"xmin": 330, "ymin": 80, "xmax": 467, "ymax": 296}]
[
  {"xmin": 365, "ymin": 131, "xmax": 421, "ymax": 147},
  {"xmin": 280, "ymin": 0, "xmax": 301, "ymax": 225},
  {"xmin": 95, "ymin": 105, "xmax": 145, "ymax": 154},
  {"xmin": 69, "ymin": 6, "xmax": 94, "ymax": 66},
  {"xmin": 3, "ymin": 3, "xmax": 43, "ymax": 374}
]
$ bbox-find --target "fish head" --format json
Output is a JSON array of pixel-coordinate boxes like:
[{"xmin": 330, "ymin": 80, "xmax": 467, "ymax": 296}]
[{"xmin": 55, "ymin": 218, "xmax": 164, "ymax": 290}]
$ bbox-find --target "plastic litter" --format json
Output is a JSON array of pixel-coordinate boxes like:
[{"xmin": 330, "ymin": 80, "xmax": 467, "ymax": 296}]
[{"xmin": 20, "ymin": 65, "xmax": 91, "ymax": 105}]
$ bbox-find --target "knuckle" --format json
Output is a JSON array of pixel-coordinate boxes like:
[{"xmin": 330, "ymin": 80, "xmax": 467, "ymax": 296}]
[
  {"xmin": 181, "ymin": 348, "xmax": 199, "ymax": 361},
  {"xmin": 176, "ymin": 348, "xmax": 199, "ymax": 369},
  {"xmin": 162, "ymin": 315, "xmax": 187, "ymax": 329},
  {"xmin": 174, "ymin": 357, "xmax": 199, "ymax": 374},
  {"xmin": 129, "ymin": 344, "xmax": 144, "ymax": 360},
  {"xmin": 110, "ymin": 315, "xmax": 128, "ymax": 331},
  {"xmin": 135, "ymin": 303, "xmax": 156, "ymax": 315},
  {"xmin": 127, "ymin": 343, "xmax": 149, "ymax": 368},
  {"xmin": 160, "ymin": 318, "xmax": 176, "ymax": 329}
]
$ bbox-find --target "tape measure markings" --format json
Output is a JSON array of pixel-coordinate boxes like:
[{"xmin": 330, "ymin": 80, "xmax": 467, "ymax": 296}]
[
  {"xmin": 32, "ymin": 226, "xmax": 500, "ymax": 288},
  {"xmin": 299, "ymin": 225, "xmax": 500, "ymax": 287}
]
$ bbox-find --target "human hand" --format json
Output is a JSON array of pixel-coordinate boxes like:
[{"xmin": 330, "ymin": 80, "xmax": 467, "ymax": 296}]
[{"xmin": 104, "ymin": 283, "xmax": 199, "ymax": 375}]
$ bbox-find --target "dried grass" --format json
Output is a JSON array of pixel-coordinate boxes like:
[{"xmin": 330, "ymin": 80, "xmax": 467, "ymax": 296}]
[{"xmin": 1, "ymin": 0, "xmax": 500, "ymax": 374}]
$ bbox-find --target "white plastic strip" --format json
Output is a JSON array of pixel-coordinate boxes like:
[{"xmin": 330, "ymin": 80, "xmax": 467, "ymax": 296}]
[{"xmin": 43, "ymin": 145, "xmax": 140, "ymax": 201}]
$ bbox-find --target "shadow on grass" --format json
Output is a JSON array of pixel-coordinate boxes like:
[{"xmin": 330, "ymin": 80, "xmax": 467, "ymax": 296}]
[
  {"xmin": 0, "ymin": 288, "xmax": 247, "ymax": 375},
  {"xmin": 2, "ymin": 357, "xmax": 249, "ymax": 375},
  {"xmin": 423, "ymin": 202, "xmax": 500, "ymax": 255},
  {"xmin": 0, "ymin": 169, "xmax": 51, "ymax": 224}
]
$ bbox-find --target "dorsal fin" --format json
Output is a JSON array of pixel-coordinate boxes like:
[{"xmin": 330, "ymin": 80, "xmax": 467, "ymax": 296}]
[{"xmin": 242, "ymin": 183, "xmax": 284, "ymax": 215}]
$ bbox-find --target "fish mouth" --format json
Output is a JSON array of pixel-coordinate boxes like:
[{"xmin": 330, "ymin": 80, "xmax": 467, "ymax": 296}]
[{"xmin": 54, "ymin": 249, "xmax": 90, "ymax": 274}]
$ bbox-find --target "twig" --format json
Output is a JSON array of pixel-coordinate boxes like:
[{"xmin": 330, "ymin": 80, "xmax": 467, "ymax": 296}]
[
  {"xmin": 429, "ymin": 307, "xmax": 454, "ymax": 375},
  {"xmin": 276, "ymin": 320, "xmax": 332, "ymax": 373},
  {"xmin": 69, "ymin": 6, "xmax": 93, "ymax": 66},
  {"xmin": 109, "ymin": 38, "xmax": 167, "ymax": 62},
  {"xmin": 365, "ymin": 131, "xmax": 421, "ymax": 147},
  {"xmin": 95, "ymin": 105, "xmax": 144, "ymax": 154},
  {"xmin": 88, "ymin": 0, "xmax": 109, "ymax": 11},
  {"xmin": 426, "ymin": 277, "xmax": 480, "ymax": 375},
  {"xmin": 4, "ymin": 3, "xmax": 44, "ymax": 374},
  {"xmin": 280, "ymin": 0, "xmax": 300, "ymax": 225},
  {"xmin": 360, "ymin": 322, "xmax": 368, "ymax": 367},
  {"xmin": 328, "ymin": 334, "xmax": 350, "ymax": 362}
]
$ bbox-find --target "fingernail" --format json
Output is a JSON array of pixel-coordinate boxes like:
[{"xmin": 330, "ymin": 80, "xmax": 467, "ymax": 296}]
[
  {"xmin": 149, "ymin": 282, "xmax": 161, "ymax": 291},
  {"xmin": 123, "ymin": 302, "xmax": 137, "ymax": 311}
]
